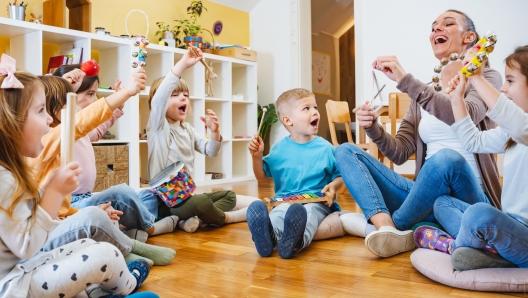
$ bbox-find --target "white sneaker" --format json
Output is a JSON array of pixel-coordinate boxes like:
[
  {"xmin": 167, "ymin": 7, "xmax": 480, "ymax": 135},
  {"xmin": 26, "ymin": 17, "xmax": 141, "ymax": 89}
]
[
  {"xmin": 340, "ymin": 213, "xmax": 368, "ymax": 237},
  {"xmin": 364, "ymin": 226, "xmax": 416, "ymax": 257}
]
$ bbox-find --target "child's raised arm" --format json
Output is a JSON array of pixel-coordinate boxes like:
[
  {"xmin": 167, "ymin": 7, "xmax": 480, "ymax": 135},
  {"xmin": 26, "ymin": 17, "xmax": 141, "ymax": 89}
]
[
  {"xmin": 249, "ymin": 134, "xmax": 267, "ymax": 181},
  {"xmin": 104, "ymin": 68, "xmax": 146, "ymax": 110}
]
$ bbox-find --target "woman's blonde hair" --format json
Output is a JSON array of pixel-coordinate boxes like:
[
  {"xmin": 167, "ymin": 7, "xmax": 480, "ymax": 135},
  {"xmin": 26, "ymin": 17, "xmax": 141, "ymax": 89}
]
[
  {"xmin": 39, "ymin": 75, "xmax": 74, "ymax": 126},
  {"xmin": 148, "ymin": 76, "xmax": 191, "ymax": 124},
  {"xmin": 0, "ymin": 72, "xmax": 43, "ymax": 224}
]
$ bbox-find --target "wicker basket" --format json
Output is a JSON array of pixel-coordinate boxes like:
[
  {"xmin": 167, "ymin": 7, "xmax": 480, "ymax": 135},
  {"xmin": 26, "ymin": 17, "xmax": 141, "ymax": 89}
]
[{"xmin": 93, "ymin": 144, "xmax": 129, "ymax": 192}]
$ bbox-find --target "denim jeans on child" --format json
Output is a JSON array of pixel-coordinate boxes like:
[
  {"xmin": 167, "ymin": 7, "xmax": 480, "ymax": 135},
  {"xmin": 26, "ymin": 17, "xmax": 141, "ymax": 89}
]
[
  {"xmin": 435, "ymin": 200, "xmax": 528, "ymax": 268},
  {"xmin": 270, "ymin": 202, "xmax": 331, "ymax": 250},
  {"xmin": 71, "ymin": 184, "xmax": 156, "ymax": 231},
  {"xmin": 335, "ymin": 145, "xmax": 489, "ymax": 230}
]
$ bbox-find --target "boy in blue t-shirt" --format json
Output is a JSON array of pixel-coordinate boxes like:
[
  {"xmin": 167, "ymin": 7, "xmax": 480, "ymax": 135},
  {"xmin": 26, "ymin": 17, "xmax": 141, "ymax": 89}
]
[{"xmin": 247, "ymin": 88, "xmax": 343, "ymax": 259}]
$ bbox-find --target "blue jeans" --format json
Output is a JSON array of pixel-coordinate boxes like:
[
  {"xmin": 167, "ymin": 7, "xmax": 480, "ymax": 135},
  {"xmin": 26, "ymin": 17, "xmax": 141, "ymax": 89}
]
[
  {"xmin": 435, "ymin": 200, "xmax": 528, "ymax": 268},
  {"xmin": 270, "ymin": 202, "xmax": 331, "ymax": 251},
  {"xmin": 71, "ymin": 184, "xmax": 156, "ymax": 231},
  {"xmin": 335, "ymin": 144, "xmax": 489, "ymax": 230},
  {"xmin": 137, "ymin": 189, "xmax": 160, "ymax": 219}
]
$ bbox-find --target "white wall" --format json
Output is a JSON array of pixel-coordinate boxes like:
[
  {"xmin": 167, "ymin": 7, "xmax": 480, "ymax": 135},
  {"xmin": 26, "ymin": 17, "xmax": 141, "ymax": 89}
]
[
  {"xmin": 250, "ymin": 0, "xmax": 311, "ymax": 145},
  {"xmin": 355, "ymin": 0, "xmax": 528, "ymax": 108}
]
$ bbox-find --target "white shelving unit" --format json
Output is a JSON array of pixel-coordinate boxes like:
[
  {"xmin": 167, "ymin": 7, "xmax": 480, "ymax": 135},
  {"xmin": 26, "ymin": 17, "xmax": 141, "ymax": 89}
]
[{"xmin": 0, "ymin": 17, "xmax": 257, "ymax": 189}]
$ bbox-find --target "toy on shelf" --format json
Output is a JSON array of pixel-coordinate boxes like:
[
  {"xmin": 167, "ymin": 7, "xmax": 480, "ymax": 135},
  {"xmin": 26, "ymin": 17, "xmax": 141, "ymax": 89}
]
[
  {"xmin": 205, "ymin": 61, "xmax": 215, "ymax": 97},
  {"xmin": 150, "ymin": 161, "xmax": 196, "ymax": 207},
  {"xmin": 263, "ymin": 192, "xmax": 334, "ymax": 212}
]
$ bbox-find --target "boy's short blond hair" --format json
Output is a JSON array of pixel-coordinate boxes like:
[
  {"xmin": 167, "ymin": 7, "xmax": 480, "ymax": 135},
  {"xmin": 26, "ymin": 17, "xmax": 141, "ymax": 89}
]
[{"xmin": 275, "ymin": 88, "xmax": 315, "ymax": 123}]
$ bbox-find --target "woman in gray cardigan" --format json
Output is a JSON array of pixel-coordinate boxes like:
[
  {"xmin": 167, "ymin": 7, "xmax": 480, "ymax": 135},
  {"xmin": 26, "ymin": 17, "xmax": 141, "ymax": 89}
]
[{"xmin": 335, "ymin": 9, "xmax": 502, "ymax": 258}]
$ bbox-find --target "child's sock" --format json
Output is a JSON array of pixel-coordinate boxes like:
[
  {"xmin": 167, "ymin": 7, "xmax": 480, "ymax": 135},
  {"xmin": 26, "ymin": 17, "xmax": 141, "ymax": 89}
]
[
  {"xmin": 125, "ymin": 229, "xmax": 148, "ymax": 243},
  {"xmin": 151, "ymin": 215, "xmax": 179, "ymax": 236},
  {"xmin": 225, "ymin": 208, "xmax": 248, "ymax": 223},
  {"xmin": 131, "ymin": 240, "xmax": 176, "ymax": 266},
  {"xmin": 178, "ymin": 217, "xmax": 200, "ymax": 233},
  {"xmin": 124, "ymin": 252, "xmax": 154, "ymax": 267}
]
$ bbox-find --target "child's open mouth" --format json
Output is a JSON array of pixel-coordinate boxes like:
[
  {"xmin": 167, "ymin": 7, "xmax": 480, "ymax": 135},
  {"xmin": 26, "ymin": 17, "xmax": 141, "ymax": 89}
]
[
  {"xmin": 310, "ymin": 119, "xmax": 319, "ymax": 128},
  {"xmin": 179, "ymin": 104, "xmax": 187, "ymax": 113}
]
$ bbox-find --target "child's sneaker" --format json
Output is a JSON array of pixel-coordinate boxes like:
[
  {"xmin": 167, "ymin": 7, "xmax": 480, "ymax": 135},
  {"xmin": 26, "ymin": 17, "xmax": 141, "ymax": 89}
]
[
  {"xmin": 414, "ymin": 225, "xmax": 453, "ymax": 254},
  {"xmin": 127, "ymin": 259, "xmax": 151, "ymax": 293},
  {"xmin": 278, "ymin": 203, "xmax": 307, "ymax": 259},
  {"xmin": 365, "ymin": 226, "xmax": 415, "ymax": 257},
  {"xmin": 451, "ymin": 246, "xmax": 518, "ymax": 271},
  {"xmin": 247, "ymin": 200, "xmax": 277, "ymax": 257},
  {"xmin": 103, "ymin": 291, "xmax": 160, "ymax": 298}
]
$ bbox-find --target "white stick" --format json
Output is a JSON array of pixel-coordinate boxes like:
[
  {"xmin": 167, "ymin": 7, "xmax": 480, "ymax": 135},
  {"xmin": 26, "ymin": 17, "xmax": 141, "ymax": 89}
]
[{"xmin": 60, "ymin": 93, "xmax": 77, "ymax": 166}]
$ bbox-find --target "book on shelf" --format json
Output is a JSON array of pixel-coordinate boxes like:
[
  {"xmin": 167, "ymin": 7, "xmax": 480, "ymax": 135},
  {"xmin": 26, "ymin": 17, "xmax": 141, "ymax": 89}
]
[
  {"xmin": 46, "ymin": 55, "xmax": 69, "ymax": 74},
  {"xmin": 60, "ymin": 45, "xmax": 83, "ymax": 65}
]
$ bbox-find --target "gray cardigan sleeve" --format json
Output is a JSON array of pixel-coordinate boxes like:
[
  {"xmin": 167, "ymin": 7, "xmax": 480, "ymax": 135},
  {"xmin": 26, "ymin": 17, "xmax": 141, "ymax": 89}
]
[{"xmin": 396, "ymin": 68, "xmax": 503, "ymax": 126}]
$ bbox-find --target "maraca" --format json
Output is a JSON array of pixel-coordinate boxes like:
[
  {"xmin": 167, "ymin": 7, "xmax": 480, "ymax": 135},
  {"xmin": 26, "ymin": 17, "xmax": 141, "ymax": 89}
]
[
  {"xmin": 80, "ymin": 60, "xmax": 100, "ymax": 77},
  {"xmin": 65, "ymin": 60, "xmax": 100, "ymax": 84}
]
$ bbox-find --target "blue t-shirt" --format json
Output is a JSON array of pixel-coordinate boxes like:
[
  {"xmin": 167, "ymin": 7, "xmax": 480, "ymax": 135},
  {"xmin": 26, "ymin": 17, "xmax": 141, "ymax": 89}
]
[{"xmin": 263, "ymin": 136, "xmax": 341, "ymax": 210}]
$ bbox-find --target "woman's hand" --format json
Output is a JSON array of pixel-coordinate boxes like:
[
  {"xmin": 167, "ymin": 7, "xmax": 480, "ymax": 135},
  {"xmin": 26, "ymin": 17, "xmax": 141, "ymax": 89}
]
[
  {"xmin": 357, "ymin": 101, "xmax": 378, "ymax": 129},
  {"xmin": 372, "ymin": 56, "xmax": 407, "ymax": 83}
]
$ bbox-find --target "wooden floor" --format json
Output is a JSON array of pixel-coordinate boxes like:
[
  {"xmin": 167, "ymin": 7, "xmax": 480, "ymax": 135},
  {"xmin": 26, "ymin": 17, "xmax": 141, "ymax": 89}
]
[{"xmin": 141, "ymin": 180, "xmax": 525, "ymax": 297}]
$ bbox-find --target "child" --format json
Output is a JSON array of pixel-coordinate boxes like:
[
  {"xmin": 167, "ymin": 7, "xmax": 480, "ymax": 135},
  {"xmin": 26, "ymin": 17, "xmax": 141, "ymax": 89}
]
[
  {"xmin": 28, "ymin": 69, "xmax": 176, "ymax": 266},
  {"xmin": 415, "ymin": 45, "xmax": 528, "ymax": 271},
  {"xmin": 0, "ymin": 63, "xmax": 152, "ymax": 297},
  {"xmin": 147, "ymin": 48, "xmax": 242, "ymax": 233},
  {"xmin": 51, "ymin": 65, "xmax": 179, "ymax": 242},
  {"xmin": 246, "ymin": 88, "xmax": 344, "ymax": 259}
]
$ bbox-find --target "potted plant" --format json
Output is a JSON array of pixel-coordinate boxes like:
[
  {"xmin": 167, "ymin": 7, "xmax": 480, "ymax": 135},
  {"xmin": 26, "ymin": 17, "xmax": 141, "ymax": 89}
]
[
  {"xmin": 257, "ymin": 103, "xmax": 278, "ymax": 155},
  {"xmin": 173, "ymin": 0, "xmax": 213, "ymax": 48},
  {"xmin": 155, "ymin": 22, "xmax": 174, "ymax": 41}
]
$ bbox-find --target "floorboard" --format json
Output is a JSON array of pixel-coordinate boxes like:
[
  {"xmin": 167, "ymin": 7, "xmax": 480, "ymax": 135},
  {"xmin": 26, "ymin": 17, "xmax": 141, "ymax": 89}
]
[{"xmin": 139, "ymin": 180, "xmax": 526, "ymax": 297}]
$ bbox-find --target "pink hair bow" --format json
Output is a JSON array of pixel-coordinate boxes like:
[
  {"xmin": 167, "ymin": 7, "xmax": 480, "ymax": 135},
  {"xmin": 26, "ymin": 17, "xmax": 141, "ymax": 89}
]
[{"xmin": 0, "ymin": 54, "xmax": 23, "ymax": 89}]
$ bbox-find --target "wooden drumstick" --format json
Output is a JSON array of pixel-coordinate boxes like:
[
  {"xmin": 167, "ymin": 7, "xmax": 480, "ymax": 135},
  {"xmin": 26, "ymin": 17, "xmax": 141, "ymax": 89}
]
[
  {"xmin": 189, "ymin": 45, "xmax": 218, "ymax": 79},
  {"xmin": 60, "ymin": 93, "xmax": 77, "ymax": 166},
  {"xmin": 257, "ymin": 107, "xmax": 267, "ymax": 136}
]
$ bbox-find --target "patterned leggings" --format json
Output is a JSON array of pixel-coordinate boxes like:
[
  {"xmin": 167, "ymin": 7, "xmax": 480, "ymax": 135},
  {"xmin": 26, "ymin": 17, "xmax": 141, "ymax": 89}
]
[{"xmin": 28, "ymin": 239, "xmax": 137, "ymax": 298}]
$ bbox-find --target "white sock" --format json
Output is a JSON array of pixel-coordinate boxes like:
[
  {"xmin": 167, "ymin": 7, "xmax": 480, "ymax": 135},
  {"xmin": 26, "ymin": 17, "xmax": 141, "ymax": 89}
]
[
  {"xmin": 340, "ymin": 213, "xmax": 369, "ymax": 237},
  {"xmin": 232, "ymin": 195, "xmax": 260, "ymax": 211},
  {"xmin": 125, "ymin": 229, "xmax": 148, "ymax": 242},
  {"xmin": 151, "ymin": 215, "xmax": 179, "ymax": 236},
  {"xmin": 178, "ymin": 217, "xmax": 200, "ymax": 233},
  {"xmin": 225, "ymin": 207, "xmax": 248, "ymax": 223}
]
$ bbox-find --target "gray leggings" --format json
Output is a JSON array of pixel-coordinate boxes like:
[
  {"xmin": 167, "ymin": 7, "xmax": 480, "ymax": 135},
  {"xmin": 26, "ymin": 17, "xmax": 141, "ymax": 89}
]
[
  {"xmin": 29, "ymin": 239, "xmax": 136, "ymax": 297},
  {"xmin": 158, "ymin": 190, "xmax": 236, "ymax": 225},
  {"xmin": 42, "ymin": 206, "xmax": 134, "ymax": 256}
]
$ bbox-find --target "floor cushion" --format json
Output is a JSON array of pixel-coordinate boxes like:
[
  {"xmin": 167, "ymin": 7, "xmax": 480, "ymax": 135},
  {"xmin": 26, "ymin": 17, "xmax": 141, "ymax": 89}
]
[{"xmin": 410, "ymin": 248, "xmax": 528, "ymax": 292}]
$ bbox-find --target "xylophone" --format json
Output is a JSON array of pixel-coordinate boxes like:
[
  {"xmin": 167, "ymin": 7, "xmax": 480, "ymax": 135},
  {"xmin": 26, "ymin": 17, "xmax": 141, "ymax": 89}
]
[{"xmin": 263, "ymin": 192, "xmax": 334, "ymax": 212}]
